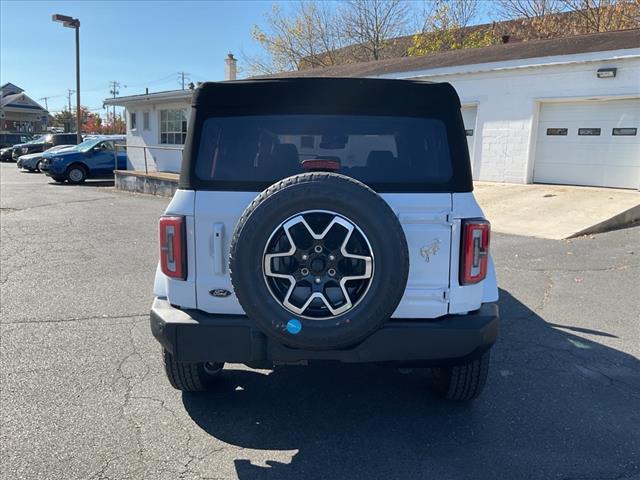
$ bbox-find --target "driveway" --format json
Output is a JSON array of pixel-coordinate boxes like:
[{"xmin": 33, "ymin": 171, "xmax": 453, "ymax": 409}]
[
  {"xmin": 1, "ymin": 163, "xmax": 639, "ymax": 480},
  {"xmin": 474, "ymin": 181, "xmax": 640, "ymax": 240}
]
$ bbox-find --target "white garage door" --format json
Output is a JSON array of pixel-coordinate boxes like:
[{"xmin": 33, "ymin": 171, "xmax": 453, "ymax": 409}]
[
  {"xmin": 461, "ymin": 106, "xmax": 478, "ymax": 174},
  {"xmin": 534, "ymin": 99, "xmax": 640, "ymax": 189}
]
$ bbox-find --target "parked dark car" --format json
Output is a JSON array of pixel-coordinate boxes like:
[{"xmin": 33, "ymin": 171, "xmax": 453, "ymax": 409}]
[
  {"xmin": 41, "ymin": 136, "xmax": 127, "ymax": 184},
  {"xmin": 0, "ymin": 133, "xmax": 33, "ymax": 149},
  {"xmin": 2, "ymin": 136, "xmax": 42, "ymax": 161},
  {"xmin": 1, "ymin": 134, "xmax": 38, "ymax": 161},
  {"xmin": 12, "ymin": 133, "xmax": 79, "ymax": 161}
]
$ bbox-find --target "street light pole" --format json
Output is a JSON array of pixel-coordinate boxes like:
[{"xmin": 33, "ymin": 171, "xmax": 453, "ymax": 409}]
[
  {"xmin": 52, "ymin": 14, "xmax": 82, "ymax": 145},
  {"xmin": 75, "ymin": 23, "xmax": 81, "ymax": 144}
]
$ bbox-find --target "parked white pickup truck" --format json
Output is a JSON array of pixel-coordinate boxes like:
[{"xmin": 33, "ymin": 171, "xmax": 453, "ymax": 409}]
[{"xmin": 151, "ymin": 78, "xmax": 499, "ymax": 401}]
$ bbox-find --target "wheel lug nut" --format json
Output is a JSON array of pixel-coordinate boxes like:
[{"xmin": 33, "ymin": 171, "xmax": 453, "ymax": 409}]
[
  {"xmin": 314, "ymin": 245, "xmax": 323, "ymax": 253},
  {"xmin": 328, "ymin": 268, "xmax": 336, "ymax": 277},
  {"xmin": 301, "ymin": 254, "xmax": 308, "ymax": 261},
  {"xmin": 301, "ymin": 268, "xmax": 309, "ymax": 276},
  {"xmin": 329, "ymin": 255, "xmax": 335, "ymax": 261},
  {"xmin": 314, "ymin": 277, "xmax": 321, "ymax": 284}
]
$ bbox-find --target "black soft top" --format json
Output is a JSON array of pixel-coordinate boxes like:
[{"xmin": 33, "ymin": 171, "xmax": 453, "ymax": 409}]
[
  {"xmin": 192, "ymin": 77, "xmax": 460, "ymax": 116},
  {"xmin": 180, "ymin": 77, "xmax": 472, "ymax": 192}
]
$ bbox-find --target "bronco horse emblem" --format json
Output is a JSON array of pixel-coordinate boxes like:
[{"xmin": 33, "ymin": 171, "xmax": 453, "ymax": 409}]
[{"xmin": 420, "ymin": 239, "xmax": 440, "ymax": 263}]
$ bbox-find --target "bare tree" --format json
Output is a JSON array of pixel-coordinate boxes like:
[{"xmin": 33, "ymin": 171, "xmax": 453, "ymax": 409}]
[
  {"xmin": 559, "ymin": 0, "xmax": 640, "ymax": 31},
  {"xmin": 495, "ymin": 0, "xmax": 563, "ymax": 19},
  {"xmin": 496, "ymin": 0, "xmax": 638, "ymax": 37},
  {"xmin": 244, "ymin": 2, "xmax": 344, "ymax": 75},
  {"xmin": 448, "ymin": 0, "xmax": 483, "ymax": 27},
  {"xmin": 341, "ymin": 0, "xmax": 412, "ymax": 61}
]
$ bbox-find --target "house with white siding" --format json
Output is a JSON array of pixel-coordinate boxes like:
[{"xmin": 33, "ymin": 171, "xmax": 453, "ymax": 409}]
[{"xmin": 104, "ymin": 54, "xmax": 238, "ymax": 173}]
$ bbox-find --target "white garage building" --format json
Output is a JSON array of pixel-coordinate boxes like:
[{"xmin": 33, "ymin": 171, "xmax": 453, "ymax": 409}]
[{"xmin": 108, "ymin": 29, "xmax": 639, "ymax": 189}]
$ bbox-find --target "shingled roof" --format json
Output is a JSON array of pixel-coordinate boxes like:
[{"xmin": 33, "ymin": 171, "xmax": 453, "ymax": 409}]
[{"xmin": 257, "ymin": 28, "xmax": 640, "ymax": 79}]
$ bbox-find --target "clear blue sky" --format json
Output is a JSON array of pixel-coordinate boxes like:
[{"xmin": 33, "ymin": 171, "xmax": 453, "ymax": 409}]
[
  {"xmin": 1, "ymin": 1, "xmax": 495, "ymax": 117},
  {"xmin": 0, "ymin": 0, "xmax": 274, "ymax": 115}
]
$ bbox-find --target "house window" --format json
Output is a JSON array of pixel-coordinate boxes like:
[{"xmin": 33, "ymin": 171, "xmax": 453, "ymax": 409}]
[
  {"xmin": 612, "ymin": 128, "xmax": 637, "ymax": 136},
  {"xmin": 578, "ymin": 128, "xmax": 601, "ymax": 136},
  {"xmin": 143, "ymin": 112, "xmax": 150, "ymax": 131},
  {"xmin": 160, "ymin": 109, "xmax": 187, "ymax": 144},
  {"xmin": 546, "ymin": 128, "xmax": 567, "ymax": 136},
  {"xmin": 130, "ymin": 112, "xmax": 137, "ymax": 131}
]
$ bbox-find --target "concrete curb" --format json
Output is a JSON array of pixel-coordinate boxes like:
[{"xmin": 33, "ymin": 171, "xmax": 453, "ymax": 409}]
[
  {"xmin": 568, "ymin": 203, "xmax": 640, "ymax": 238},
  {"xmin": 114, "ymin": 170, "xmax": 178, "ymax": 197}
]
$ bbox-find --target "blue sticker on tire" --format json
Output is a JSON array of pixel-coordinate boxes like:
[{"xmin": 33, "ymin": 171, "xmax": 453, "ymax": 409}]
[{"xmin": 286, "ymin": 319, "xmax": 302, "ymax": 335}]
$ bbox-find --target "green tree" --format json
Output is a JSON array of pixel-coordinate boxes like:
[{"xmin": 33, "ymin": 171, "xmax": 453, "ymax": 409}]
[{"xmin": 52, "ymin": 110, "xmax": 74, "ymax": 133}]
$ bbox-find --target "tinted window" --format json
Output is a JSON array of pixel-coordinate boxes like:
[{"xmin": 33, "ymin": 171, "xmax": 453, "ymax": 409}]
[
  {"xmin": 53, "ymin": 134, "xmax": 77, "ymax": 145},
  {"xmin": 195, "ymin": 115, "xmax": 453, "ymax": 188}
]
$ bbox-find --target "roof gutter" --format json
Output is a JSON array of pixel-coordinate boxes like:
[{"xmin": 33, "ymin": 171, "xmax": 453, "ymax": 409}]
[
  {"xmin": 103, "ymin": 90, "xmax": 193, "ymax": 107},
  {"xmin": 372, "ymin": 48, "xmax": 640, "ymax": 80}
]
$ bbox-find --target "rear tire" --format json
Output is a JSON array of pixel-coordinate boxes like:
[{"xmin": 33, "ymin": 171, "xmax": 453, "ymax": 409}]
[
  {"xmin": 429, "ymin": 350, "xmax": 491, "ymax": 401},
  {"xmin": 162, "ymin": 349, "xmax": 224, "ymax": 392},
  {"xmin": 36, "ymin": 160, "xmax": 43, "ymax": 173}
]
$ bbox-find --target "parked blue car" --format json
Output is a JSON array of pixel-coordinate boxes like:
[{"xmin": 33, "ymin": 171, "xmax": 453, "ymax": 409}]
[{"xmin": 40, "ymin": 136, "xmax": 127, "ymax": 184}]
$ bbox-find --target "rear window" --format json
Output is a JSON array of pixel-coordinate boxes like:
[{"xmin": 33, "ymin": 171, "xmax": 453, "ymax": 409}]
[{"xmin": 195, "ymin": 115, "xmax": 453, "ymax": 190}]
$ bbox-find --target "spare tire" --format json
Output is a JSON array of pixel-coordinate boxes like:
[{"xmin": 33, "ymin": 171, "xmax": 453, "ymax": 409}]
[{"xmin": 230, "ymin": 172, "xmax": 409, "ymax": 350}]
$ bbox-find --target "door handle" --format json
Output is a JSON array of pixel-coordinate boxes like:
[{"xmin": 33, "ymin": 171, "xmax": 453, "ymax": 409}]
[{"xmin": 213, "ymin": 223, "xmax": 225, "ymax": 274}]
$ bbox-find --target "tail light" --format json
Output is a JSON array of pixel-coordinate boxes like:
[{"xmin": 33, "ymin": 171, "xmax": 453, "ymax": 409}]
[
  {"xmin": 159, "ymin": 215, "xmax": 187, "ymax": 280},
  {"xmin": 460, "ymin": 219, "xmax": 490, "ymax": 285}
]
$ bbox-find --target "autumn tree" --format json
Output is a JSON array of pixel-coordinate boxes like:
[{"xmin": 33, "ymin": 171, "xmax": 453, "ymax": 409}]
[
  {"xmin": 409, "ymin": 0, "xmax": 499, "ymax": 56},
  {"xmin": 340, "ymin": 0, "xmax": 412, "ymax": 61},
  {"xmin": 245, "ymin": 2, "xmax": 344, "ymax": 75},
  {"xmin": 104, "ymin": 112, "xmax": 126, "ymax": 134},
  {"xmin": 559, "ymin": 0, "xmax": 640, "ymax": 31},
  {"xmin": 82, "ymin": 111, "xmax": 103, "ymax": 134},
  {"xmin": 245, "ymin": 0, "xmax": 413, "ymax": 74},
  {"xmin": 496, "ymin": 0, "xmax": 639, "ymax": 37}
]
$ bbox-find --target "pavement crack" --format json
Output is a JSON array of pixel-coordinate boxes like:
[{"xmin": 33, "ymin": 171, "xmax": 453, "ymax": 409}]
[{"xmin": 7, "ymin": 196, "xmax": 112, "ymax": 213}]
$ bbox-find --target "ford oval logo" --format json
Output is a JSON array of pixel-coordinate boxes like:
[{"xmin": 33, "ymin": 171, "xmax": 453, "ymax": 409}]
[{"xmin": 209, "ymin": 288, "xmax": 232, "ymax": 298}]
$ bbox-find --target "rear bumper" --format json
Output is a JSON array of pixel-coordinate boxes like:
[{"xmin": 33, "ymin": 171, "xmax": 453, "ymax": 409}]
[{"xmin": 150, "ymin": 298, "xmax": 498, "ymax": 367}]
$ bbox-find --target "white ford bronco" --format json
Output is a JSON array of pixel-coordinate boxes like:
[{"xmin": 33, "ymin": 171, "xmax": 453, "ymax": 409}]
[{"xmin": 151, "ymin": 78, "xmax": 499, "ymax": 401}]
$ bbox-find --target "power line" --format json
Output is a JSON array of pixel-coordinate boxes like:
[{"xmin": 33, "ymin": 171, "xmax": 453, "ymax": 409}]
[{"xmin": 122, "ymin": 72, "xmax": 178, "ymax": 89}]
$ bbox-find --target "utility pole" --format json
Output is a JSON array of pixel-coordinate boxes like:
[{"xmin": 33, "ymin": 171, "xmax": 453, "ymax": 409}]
[
  {"xmin": 66, "ymin": 89, "xmax": 74, "ymax": 112},
  {"xmin": 109, "ymin": 81, "xmax": 120, "ymax": 134},
  {"xmin": 178, "ymin": 71, "xmax": 190, "ymax": 90},
  {"xmin": 66, "ymin": 89, "xmax": 75, "ymax": 133},
  {"xmin": 39, "ymin": 97, "xmax": 50, "ymax": 111}
]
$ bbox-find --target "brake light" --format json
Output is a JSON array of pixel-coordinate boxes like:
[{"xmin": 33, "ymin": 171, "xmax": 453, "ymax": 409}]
[
  {"xmin": 460, "ymin": 219, "xmax": 490, "ymax": 285},
  {"xmin": 301, "ymin": 158, "xmax": 341, "ymax": 172},
  {"xmin": 159, "ymin": 215, "xmax": 187, "ymax": 280}
]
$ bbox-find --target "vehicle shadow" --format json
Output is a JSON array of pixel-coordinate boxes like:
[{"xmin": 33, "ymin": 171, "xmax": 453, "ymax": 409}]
[
  {"xmin": 182, "ymin": 289, "xmax": 640, "ymax": 479},
  {"xmin": 48, "ymin": 179, "xmax": 114, "ymax": 187}
]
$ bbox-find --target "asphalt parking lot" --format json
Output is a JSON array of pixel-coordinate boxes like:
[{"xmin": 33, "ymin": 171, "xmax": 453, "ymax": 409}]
[{"xmin": 1, "ymin": 162, "xmax": 639, "ymax": 480}]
